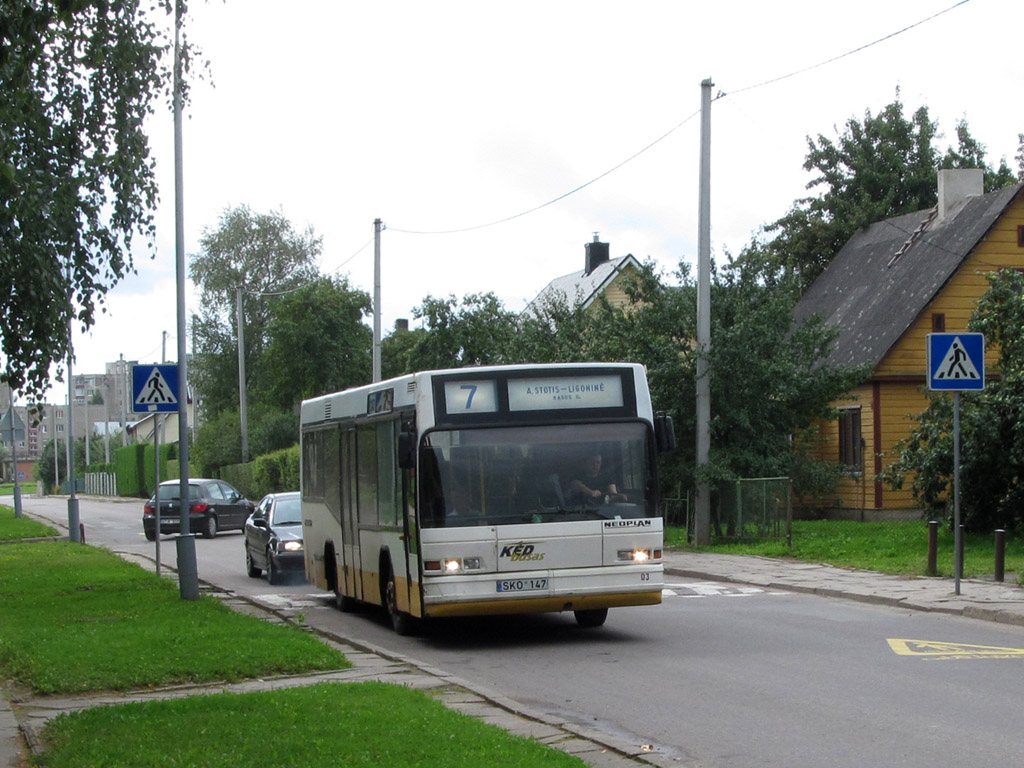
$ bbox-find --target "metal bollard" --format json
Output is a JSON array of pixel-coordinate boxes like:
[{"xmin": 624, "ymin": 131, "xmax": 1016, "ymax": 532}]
[
  {"xmin": 994, "ymin": 529, "xmax": 1005, "ymax": 583},
  {"xmin": 927, "ymin": 521, "xmax": 939, "ymax": 576}
]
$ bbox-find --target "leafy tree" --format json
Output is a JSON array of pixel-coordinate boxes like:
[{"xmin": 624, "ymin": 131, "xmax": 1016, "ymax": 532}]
[
  {"xmin": 1, "ymin": 0, "xmax": 180, "ymax": 402},
  {"xmin": 381, "ymin": 323, "xmax": 425, "ymax": 379},
  {"xmin": 189, "ymin": 206, "xmax": 321, "ymax": 417},
  {"xmin": 190, "ymin": 409, "xmax": 242, "ymax": 477},
  {"xmin": 34, "ymin": 433, "xmax": 107, "ymax": 491},
  {"xmin": 402, "ymin": 292, "xmax": 520, "ymax": 370},
  {"xmin": 262, "ymin": 275, "xmax": 372, "ymax": 408},
  {"xmin": 191, "ymin": 404, "xmax": 299, "ymax": 477},
  {"xmin": 886, "ymin": 269, "xmax": 1024, "ymax": 531},
  {"xmin": 744, "ymin": 95, "xmax": 1019, "ymax": 293},
  {"xmin": 592, "ymin": 260, "xmax": 862, "ymax": 497},
  {"xmin": 394, "ymin": 262, "xmax": 859, "ymax": 500}
]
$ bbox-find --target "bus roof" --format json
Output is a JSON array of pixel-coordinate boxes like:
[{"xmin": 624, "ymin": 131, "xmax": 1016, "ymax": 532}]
[{"xmin": 300, "ymin": 362, "xmax": 650, "ymax": 427}]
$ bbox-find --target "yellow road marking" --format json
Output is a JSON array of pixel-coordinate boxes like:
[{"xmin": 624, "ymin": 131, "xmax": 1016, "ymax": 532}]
[{"xmin": 888, "ymin": 638, "xmax": 1024, "ymax": 659}]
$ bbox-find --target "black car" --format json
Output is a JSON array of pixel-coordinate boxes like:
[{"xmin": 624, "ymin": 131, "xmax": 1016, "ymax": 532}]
[
  {"xmin": 244, "ymin": 492, "xmax": 305, "ymax": 584},
  {"xmin": 143, "ymin": 479, "xmax": 255, "ymax": 540}
]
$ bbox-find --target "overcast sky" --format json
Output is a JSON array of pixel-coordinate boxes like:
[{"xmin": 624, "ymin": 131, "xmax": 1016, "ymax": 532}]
[{"xmin": 50, "ymin": 0, "xmax": 1023, "ymax": 403}]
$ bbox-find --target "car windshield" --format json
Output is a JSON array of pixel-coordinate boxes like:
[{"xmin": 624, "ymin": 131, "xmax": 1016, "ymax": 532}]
[
  {"xmin": 271, "ymin": 497, "xmax": 302, "ymax": 525},
  {"xmin": 151, "ymin": 484, "xmax": 201, "ymax": 502},
  {"xmin": 419, "ymin": 422, "xmax": 653, "ymax": 528}
]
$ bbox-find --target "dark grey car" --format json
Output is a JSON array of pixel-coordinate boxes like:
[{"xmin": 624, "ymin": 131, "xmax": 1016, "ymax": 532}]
[
  {"xmin": 143, "ymin": 479, "xmax": 255, "ymax": 540},
  {"xmin": 244, "ymin": 492, "xmax": 305, "ymax": 585}
]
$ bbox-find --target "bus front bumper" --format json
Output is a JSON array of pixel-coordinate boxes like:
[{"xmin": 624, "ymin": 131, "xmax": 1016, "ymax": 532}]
[{"xmin": 420, "ymin": 564, "xmax": 663, "ymax": 618}]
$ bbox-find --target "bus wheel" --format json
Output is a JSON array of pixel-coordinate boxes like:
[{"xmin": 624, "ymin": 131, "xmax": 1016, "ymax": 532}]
[
  {"xmin": 384, "ymin": 565, "xmax": 415, "ymax": 636},
  {"xmin": 574, "ymin": 608, "xmax": 608, "ymax": 628}
]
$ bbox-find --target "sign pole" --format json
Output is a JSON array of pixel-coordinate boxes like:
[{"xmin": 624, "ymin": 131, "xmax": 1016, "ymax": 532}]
[
  {"xmin": 953, "ymin": 390, "xmax": 962, "ymax": 595},
  {"xmin": 926, "ymin": 332, "xmax": 984, "ymax": 597}
]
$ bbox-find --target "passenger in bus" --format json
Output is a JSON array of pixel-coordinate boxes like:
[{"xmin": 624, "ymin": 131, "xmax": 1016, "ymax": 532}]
[{"xmin": 567, "ymin": 453, "xmax": 627, "ymax": 505}]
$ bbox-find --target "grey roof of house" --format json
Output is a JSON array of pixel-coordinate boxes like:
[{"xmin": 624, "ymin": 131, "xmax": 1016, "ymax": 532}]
[
  {"xmin": 524, "ymin": 254, "xmax": 641, "ymax": 316},
  {"xmin": 792, "ymin": 184, "xmax": 1024, "ymax": 370}
]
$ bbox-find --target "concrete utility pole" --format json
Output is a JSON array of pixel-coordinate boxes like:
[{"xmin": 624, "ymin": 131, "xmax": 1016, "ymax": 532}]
[
  {"xmin": 173, "ymin": 0, "xmax": 199, "ymax": 600},
  {"xmin": 373, "ymin": 218, "xmax": 383, "ymax": 383},
  {"xmin": 694, "ymin": 78, "xmax": 713, "ymax": 546},
  {"xmin": 67, "ymin": 318, "xmax": 80, "ymax": 542},
  {"xmin": 120, "ymin": 354, "xmax": 128, "ymax": 447},
  {"xmin": 235, "ymin": 286, "xmax": 249, "ymax": 463},
  {"xmin": 3, "ymin": 398, "xmax": 24, "ymax": 517}
]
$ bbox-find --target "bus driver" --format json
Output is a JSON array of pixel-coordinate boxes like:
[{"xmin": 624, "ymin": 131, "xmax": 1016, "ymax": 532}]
[{"xmin": 567, "ymin": 453, "xmax": 627, "ymax": 505}]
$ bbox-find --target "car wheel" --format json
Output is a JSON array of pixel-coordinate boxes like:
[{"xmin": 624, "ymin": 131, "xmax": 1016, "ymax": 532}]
[
  {"xmin": 246, "ymin": 548, "xmax": 261, "ymax": 578},
  {"xmin": 267, "ymin": 549, "xmax": 279, "ymax": 585},
  {"xmin": 202, "ymin": 515, "xmax": 217, "ymax": 539},
  {"xmin": 574, "ymin": 608, "xmax": 608, "ymax": 628},
  {"xmin": 384, "ymin": 564, "xmax": 416, "ymax": 636}
]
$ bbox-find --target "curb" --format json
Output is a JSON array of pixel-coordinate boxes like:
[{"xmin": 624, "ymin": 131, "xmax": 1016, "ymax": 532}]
[{"xmin": 664, "ymin": 565, "xmax": 1024, "ymax": 628}]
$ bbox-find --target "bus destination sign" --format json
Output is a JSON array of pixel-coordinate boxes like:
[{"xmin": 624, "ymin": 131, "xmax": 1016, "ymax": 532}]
[
  {"xmin": 444, "ymin": 380, "xmax": 499, "ymax": 414},
  {"xmin": 508, "ymin": 375, "xmax": 623, "ymax": 412}
]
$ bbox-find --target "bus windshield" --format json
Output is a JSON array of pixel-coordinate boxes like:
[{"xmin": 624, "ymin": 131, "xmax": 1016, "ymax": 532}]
[{"xmin": 419, "ymin": 422, "xmax": 654, "ymax": 528}]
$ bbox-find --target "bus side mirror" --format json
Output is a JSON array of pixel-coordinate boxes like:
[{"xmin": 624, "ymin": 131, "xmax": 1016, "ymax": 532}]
[
  {"xmin": 398, "ymin": 432, "xmax": 416, "ymax": 469},
  {"xmin": 655, "ymin": 413, "xmax": 676, "ymax": 453}
]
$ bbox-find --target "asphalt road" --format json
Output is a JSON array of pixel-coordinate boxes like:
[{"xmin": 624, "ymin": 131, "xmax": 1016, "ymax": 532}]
[{"xmin": 19, "ymin": 495, "xmax": 1024, "ymax": 768}]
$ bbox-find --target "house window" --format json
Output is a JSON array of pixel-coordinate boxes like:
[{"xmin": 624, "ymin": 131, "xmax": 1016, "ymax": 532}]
[
  {"xmin": 838, "ymin": 407, "xmax": 862, "ymax": 470},
  {"xmin": 1018, "ymin": 225, "xmax": 1024, "ymax": 248},
  {"xmin": 932, "ymin": 313, "xmax": 945, "ymax": 332}
]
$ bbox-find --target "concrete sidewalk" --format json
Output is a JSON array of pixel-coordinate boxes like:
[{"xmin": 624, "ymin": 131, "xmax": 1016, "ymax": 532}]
[{"xmin": 663, "ymin": 549, "xmax": 1024, "ymax": 626}]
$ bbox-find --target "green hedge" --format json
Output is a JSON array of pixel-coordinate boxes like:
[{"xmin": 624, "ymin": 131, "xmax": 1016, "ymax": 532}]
[
  {"xmin": 220, "ymin": 445, "xmax": 299, "ymax": 501},
  {"xmin": 115, "ymin": 443, "xmax": 177, "ymax": 498},
  {"xmin": 219, "ymin": 462, "xmax": 256, "ymax": 500}
]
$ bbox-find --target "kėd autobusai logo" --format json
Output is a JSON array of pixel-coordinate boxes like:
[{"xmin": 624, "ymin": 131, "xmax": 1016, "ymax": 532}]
[{"xmin": 499, "ymin": 542, "xmax": 545, "ymax": 561}]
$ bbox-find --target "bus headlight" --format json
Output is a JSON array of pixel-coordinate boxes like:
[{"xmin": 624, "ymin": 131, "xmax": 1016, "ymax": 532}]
[
  {"xmin": 425, "ymin": 557, "xmax": 483, "ymax": 573},
  {"xmin": 618, "ymin": 549, "xmax": 651, "ymax": 563}
]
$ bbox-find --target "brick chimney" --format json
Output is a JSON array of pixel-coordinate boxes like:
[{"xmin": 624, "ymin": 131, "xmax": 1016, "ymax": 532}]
[
  {"xmin": 937, "ymin": 169, "xmax": 984, "ymax": 223},
  {"xmin": 584, "ymin": 233, "xmax": 610, "ymax": 276}
]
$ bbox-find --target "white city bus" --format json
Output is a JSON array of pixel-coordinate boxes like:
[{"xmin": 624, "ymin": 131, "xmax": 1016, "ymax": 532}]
[{"xmin": 300, "ymin": 363, "xmax": 675, "ymax": 634}]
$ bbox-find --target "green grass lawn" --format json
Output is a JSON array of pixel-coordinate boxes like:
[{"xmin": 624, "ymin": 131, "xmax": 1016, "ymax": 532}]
[
  {"xmin": 667, "ymin": 519, "xmax": 1024, "ymax": 580},
  {"xmin": 0, "ymin": 541, "xmax": 586, "ymax": 767},
  {"xmin": 41, "ymin": 682, "xmax": 582, "ymax": 768},
  {"xmin": 0, "ymin": 503, "xmax": 56, "ymax": 540},
  {"xmin": 0, "ymin": 542, "xmax": 348, "ymax": 694}
]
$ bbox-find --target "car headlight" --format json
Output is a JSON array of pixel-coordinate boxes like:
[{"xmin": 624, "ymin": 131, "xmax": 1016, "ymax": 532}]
[{"xmin": 282, "ymin": 540, "xmax": 303, "ymax": 552}]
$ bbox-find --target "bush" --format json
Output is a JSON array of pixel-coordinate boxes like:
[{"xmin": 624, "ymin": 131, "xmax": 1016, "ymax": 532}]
[
  {"xmin": 219, "ymin": 462, "xmax": 256, "ymax": 500},
  {"xmin": 252, "ymin": 445, "xmax": 300, "ymax": 497},
  {"xmin": 115, "ymin": 444, "xmax": 147, "ymax": 497}
]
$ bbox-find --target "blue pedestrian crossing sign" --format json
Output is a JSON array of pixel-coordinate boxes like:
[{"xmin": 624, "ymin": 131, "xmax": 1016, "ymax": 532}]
[
  {"xmin": 132, "ymin": 364, "xmax": 180, "ymax": 413},
  {"xmin": 927, "ymin": 333, "xmax": 985, "ymax": 391}
]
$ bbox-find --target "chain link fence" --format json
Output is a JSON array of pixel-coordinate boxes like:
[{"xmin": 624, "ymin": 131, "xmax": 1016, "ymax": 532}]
[
  {"xmin": 662, "ymin": 476, "xmax": 934, "ymax": 545},
  {"xmin": 663, "ymin": 477, "xmax": 793, "ymax": 544}
]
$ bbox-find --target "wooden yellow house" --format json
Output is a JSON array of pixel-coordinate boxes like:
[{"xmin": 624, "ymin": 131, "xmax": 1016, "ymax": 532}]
[
  {"xmin": 525, "ymin": 234, "xmax": 642, "ymax": 315},
  {"xmin": 793, "ymin": 170, "xmax": 1024, "ymax": 514}
]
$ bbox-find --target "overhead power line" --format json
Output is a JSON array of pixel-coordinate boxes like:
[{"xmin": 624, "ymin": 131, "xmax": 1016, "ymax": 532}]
[{"xmin": 372, "ymin": 2, "xmax": 973, "ymax": 241}]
